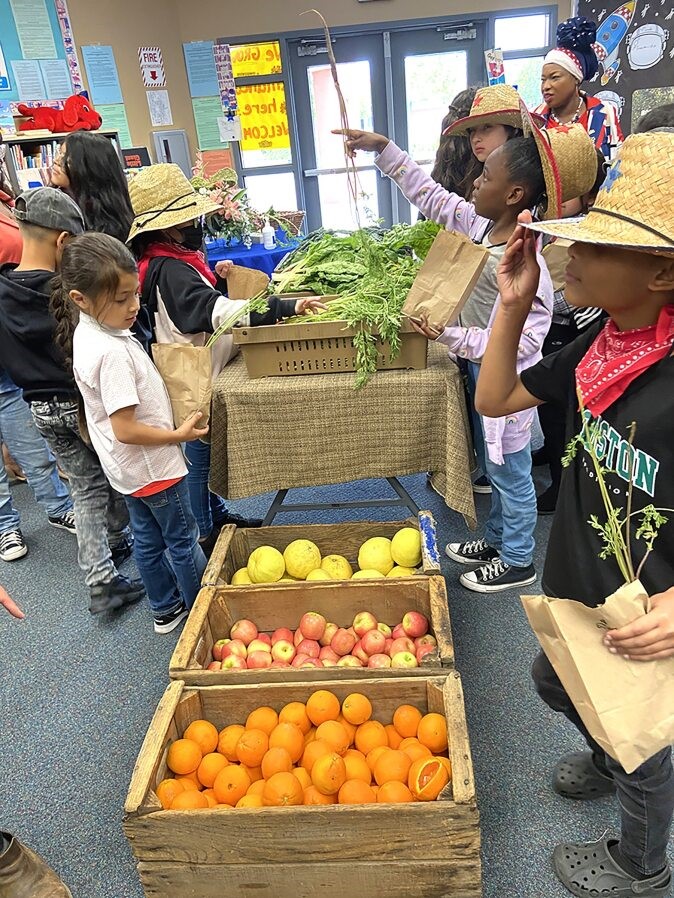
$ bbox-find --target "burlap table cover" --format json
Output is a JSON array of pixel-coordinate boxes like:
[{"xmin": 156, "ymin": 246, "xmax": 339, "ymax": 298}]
[{"xmin": 209, "ymin": 342, "xmax": 477, "ymax": 528}]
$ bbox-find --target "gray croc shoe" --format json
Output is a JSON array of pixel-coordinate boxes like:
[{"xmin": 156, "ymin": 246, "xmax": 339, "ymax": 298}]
[
  {"xmin": 553, "ymin": 751, "xmax": 616, "ymax": 800},
  {"xmin": 553, "ymin": 836, "xmax": 672, "ymax": 897}
]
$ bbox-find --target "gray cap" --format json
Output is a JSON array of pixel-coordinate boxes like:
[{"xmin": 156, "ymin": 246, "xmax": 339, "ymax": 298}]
[{"xmin": 14, "ymin": 187, "xmax": 85, "ymax": 235}]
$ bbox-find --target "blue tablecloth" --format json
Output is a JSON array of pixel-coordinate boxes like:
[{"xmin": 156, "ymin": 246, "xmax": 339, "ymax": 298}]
[{"xmin": 205, "ymin": 234, "xmax": 300, "ymax": 277}]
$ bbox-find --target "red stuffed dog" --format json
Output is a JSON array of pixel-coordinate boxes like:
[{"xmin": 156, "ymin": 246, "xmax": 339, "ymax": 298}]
[{"xmin": 17, "ymin": 94, "xmax": 102, "ymax": 133}]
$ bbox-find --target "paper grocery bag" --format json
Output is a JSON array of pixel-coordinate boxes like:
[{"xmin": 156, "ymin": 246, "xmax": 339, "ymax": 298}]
[
  {"xmin": 403, "ymin": 229, "xmax": 489, "ymax": 328},
  {"xmin": 226, "ymin": 264, "xmax": 270, "ymax": 300},
  {"xmin": 151, "ymin": 342, "xmax": 213, "ymax": 429},
  {"xmin": 542, "ymin": 238, "xmax": 572, "ymax": 293},
  {"xmin": 521, "ymin": 580, "xmax": 674, "ymax": 773}
]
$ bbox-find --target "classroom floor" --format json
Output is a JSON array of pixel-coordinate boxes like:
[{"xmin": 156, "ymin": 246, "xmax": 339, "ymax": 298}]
[{"xmin": 1, "ymin": 472, "xmax": 672, "ymax": 898}]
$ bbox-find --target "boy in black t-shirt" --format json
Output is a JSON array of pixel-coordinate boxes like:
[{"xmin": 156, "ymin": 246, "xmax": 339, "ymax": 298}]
[{"xmin": 476, "ymin": 131, "xmax": 674, "ymax": 897}]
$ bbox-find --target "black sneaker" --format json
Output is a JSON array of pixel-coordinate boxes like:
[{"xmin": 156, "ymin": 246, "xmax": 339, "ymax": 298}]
[
  {"xmin": 154, "ymin": 604, "xmax": 189, "ymax": 634},
  {"xmin": 48, "ymin": 509, "xmax": 77, "ymax": 533},
  {"xmin": 89, "ymin": 574, "xmax": 145, "ymax": 615},
  {"xmin": 215, "ymin": 513, "xmax": 263, "ymax": 529},
  {"xmin": 460, "ymin": 558, "xmax": 536, "ymax": 593},
  {"xmin": 110, "ymin": 535, "xmax": 134, "ymax": 566},
  {"xmin": 445, "ymin": 538, "xmax": 499, "ymax": 565},
  {"xmin": 537, "ymin": 484, "xmax": 559, "ymax": 516},
  {"xmin": 0, "ymin": 529, "xmax": 27, "ymax": 562},
  {"xmin": 472, "ymin": 475, "xmax": 492, "ymax": 495}
]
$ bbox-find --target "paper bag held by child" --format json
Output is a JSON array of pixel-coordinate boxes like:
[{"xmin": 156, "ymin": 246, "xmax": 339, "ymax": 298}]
[{"xmin": 151, "ymin": 343, "xmax": 213, "ymax": 429}]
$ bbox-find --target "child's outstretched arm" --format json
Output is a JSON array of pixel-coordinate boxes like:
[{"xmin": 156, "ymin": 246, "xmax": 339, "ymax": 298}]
[
  {"xmin": 476, "ymin": 213, "xmax": 546, "ymax": 417},
  {"xmin": 110, "ymin": 407, "xmax": 208, "ymax": 446}
]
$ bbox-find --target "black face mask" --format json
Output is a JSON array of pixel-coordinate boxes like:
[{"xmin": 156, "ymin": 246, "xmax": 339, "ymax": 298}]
[{"xmin": 179, "ymin": 221, "xmax": 204, "ymax": 251}]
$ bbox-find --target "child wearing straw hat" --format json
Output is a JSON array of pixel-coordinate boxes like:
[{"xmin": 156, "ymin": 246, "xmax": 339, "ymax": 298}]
[{"xmin": 476, "ymin": 131, "xmax": 674, "ymax": 896}]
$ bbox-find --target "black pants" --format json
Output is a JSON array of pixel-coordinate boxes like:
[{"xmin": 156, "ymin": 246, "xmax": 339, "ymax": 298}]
[{"xmin": 538, "ymin": 321, "xmax": 578, "ymax": 488}]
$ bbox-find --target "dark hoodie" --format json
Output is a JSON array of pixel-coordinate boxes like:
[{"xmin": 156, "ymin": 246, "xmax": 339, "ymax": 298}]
[{"xmin": 0, "ymin": 264, "xmax": 76, "ymax": 401}]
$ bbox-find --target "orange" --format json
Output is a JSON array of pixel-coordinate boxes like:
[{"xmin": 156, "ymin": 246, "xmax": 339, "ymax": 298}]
[
  {"xmin": 393, "ymin": 704, "xmax": 423, "ymax": 739},
  {"xmin": 417, "ymin": 713, "xmax": 448, "ymax": 753},
  {"xmin": 247, "ymin": 779, "xmax": 266, "ymax": 797},
  {"xmin": 337, "ymin": 715, "xmax": 357, "ymax": 747},
  {"xmin": 176, "ymin": 774, "xmax": 201, "ymax": 792},
  {"xmin": 304, "ymin": 785, "xmax": 336, "ymax": 806},
  {"xmin": 293, "ymin": 767, "xmax": 312, "ymax": 790},
  {"xmin": 156, "ymin": 778, "xmax": 185, "ymax": 810},
  {"xmin": 355, "ymin": 720, "xmax": 387, "ymax": 755},
  {"xmin": 197, "ymin": 752, "xmax": 229, "ymax": 788},
  {"xmin": 279, "ymin": 701, "xmax": 312, "ymax": 735},
  {"xmin": 400, "ymin": 738, "xmax": 433, "ymax": 763},
  {"xmin": 304, "ymin": 727, "xmax": 317, "ymax": 745},
  {"xmin": 373, "ymin": 749, "xmax": 412, "ymax": 786},
  {"xmin": 167, "ymin": 738, "xmax": 202, "ymax": 775},
  {"xmin": 213, "ymin": 764, "xmax": 251, "ymax": 806},
  {"xmin": 371, "ymin": 784, "xmax": 379, "ymax": 799},
  {"xmin": 236, "ymin": 729, "xmax": 269, "ymax": 767},
  {"xmin": 301, "ymin": 740, "xmax": 333, "ymax": 773},
  {"xmin": 170, "ymin": 790, "xmax": 208, "ymax": 810},
  {"xmin": 217, "ymin": 724, "xmax": 245, "ymax": 761},
  {"xmin": 246, "ymin": 706, "xmax": 278, "ymax": 736},
  {"xmin": 338, "ymin": 780, "xmax": 376, "ymax": 804},
  {"xmin": 366, "ymin": 745, "xmax": 389, "ymax": 771},
  {"xmin": 315, "ymin": 720, "xmax": 350, "ymax": 756},
  {"xmin": 202, "ymin": 789, "xmax": 218, "ymax": 808},
  {"xmin": 341, "ymin": 693, "xmax": 372, "ymax": 726},
  {"xmin": 408, "ymin": 756, "xmax": 450, "ymax": 801},
  {"xmin": 237, "ymin": 794, "xmax": 263, "ymax": 808},
  {"xmin": 261, "ymin": 746, "xmax": 293, "ymax": 780},
  {"xmin": 436, "ymin": 755, "xmax": 453, "ymax": 779},
  {"xmin": 385, "ymin": 724, "xmax": 403, "ymax": 749},
  {"xmin": 311, "ymin": 752, "xmax": 347, "ymax": 796},
  {"xmin": 241, "ymin": 764, "xmax": 263, "ymax": 783},
  {"xmin": 184, "ymin": 719, "xmax": 219, "ymax": 755},
  {"xmin": 306, "ymin": 689, "xmax": 341, "ymax": 726},
  {"xmin": 269, "ymin": 722, "xmax": 304, "ymax": 763},
  {"xmin": 377, "ymin": 781, "xmax": 414, "ymax": 804},
  {"xmin": 262, "ymin": 771, "xmax": 304, "ymax": 807},
  {"xmin": 343, "ymin": 749, "xmax": 371, "ymax": 784}
]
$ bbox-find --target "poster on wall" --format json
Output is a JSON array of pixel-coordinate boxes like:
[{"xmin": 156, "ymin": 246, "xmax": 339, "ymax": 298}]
[
  {"xmin": 40, "ymin": 58, "xmax": 72, "ymax": 99},
  {"xmin": 183, "ymin": 41, "xmax": 218, "ymax": 97},
  {"xmin": 575, "ymin": 0, "xmax": 673, "ymax": 134},
  {"xmin": 485, "ymin": 49, "xmax": 506, "ymax": 85},
  {"xmin": 147, "ymin": 89, "xmax": 173, "ymax": 127},
  {"xmin": 0, "ymin": 44, "xmax": 9, "ymax": 90},
  {"xmin": 54, "ymin": 0, "xmax": 83, "ymax": 92},
  {"xmin": 81, "ymin": 45, "xmax": 123, "ymax": 106},
  {"xmin": 238, "ymin": 82, "xmax": 291, "ymax": 151},
  {"xmin": 11, "ymin": 59, "xmax": 46, "ymax": 100},
  {"xmin": 139, "ymin": 46, "xmax": 165, "ymax": 88},
  {"xmin": 9, "ymin": 0, "xmax": 58, "ymax": 59}
]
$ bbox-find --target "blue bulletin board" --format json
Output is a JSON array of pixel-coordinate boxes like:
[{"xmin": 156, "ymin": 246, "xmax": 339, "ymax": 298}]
[{"xmin": 0, "ymin": 0, "xmax": 72, "ymax": 101}]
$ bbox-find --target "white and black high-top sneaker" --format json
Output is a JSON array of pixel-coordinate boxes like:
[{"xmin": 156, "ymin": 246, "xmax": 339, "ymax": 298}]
[
  {"xmin": 0, "ymin": 529, "xmax": 27, "ymax": 562},
  {"xmin": 445, "ymin": 538, "xmax": 499, "ymax": 565},
  {"xmin": 460, "ymin": 558, "xmax": 536, "ymax": 593}
]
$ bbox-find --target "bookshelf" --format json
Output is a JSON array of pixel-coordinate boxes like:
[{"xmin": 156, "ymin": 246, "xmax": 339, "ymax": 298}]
[{"xmin": 0, "ymin": 130, "xmax": 120, "ymax": 195}]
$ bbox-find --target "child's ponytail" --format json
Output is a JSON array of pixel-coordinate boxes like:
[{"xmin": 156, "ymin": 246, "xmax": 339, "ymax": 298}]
[{"xmin": 49, "ymin": 272, "xmax": 78, "ymax": 372}]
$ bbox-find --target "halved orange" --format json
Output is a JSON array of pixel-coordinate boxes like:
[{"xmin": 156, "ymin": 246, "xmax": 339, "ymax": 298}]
[{"xmin": 408, "ymin": 756, "xmax": 450, "ymax": 801}]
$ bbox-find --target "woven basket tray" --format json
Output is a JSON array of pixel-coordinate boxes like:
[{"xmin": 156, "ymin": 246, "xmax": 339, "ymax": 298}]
[{"xmin": 269, "ymin": 210, "xmax": 306, "ymax": 236}]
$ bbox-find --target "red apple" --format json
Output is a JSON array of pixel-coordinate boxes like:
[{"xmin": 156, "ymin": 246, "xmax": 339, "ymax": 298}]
[
  {"xmin": 330, "ymin": 628, "xmax": 357, "ymax": 657},
  {"xmin": 247, "ymin": 651, "xmax": 272, "ymax": 669},
  {"xmin": 212, "ymin": 638, "xmax": 230, "ymax": 662},
  {"xmin": 221, "ymin": 655, "xmax": 246, "ymax": 670},
  {"xmin": 352, "ymin": 640, "xmax": 369, "ymax": 665},
  {"xmin": 384, "ymin": 638, "xmax": 393, "ymax": 655},
  {"xmin": 337, "ymin": 655, "xmax": 363, "ymax": 668},
  {"xmin": 206, "ymin": 661, "xmax": 222, "ymax": 671},
  {"xmin": 318, "ymin": 646, "xmax": 340, "ymax": 663},
  {"xmin": 402, "ymin": 611, "xmax": 429, "ymax": 639},
  {"xmin": 222, "ymin": 639, "xmax": 247, "ymax": 659},
  {"xmin": 293, "ymin": 628, "xmax": 304, "ymax": 648},
  {"xmin": 367, "ymin": 653, "xmax": 392, "ymax": 669},
  {"xmin": 299, "ymin": 611, "xmax": 327, "ymax": 641},
  {"xmin": 248, "ymin": 639, "xmax": 272, "ymax": 655},
  {"xmin": 291, "ymin": 653, "xmax": 311, "ymax": 668},
  {"xmin": 320, "ymin": 622, "xmax": 338, "ymax": 647},
  {"xmin": 321, "ymin": 659, "xmax": 338, "ymax": 668},
  {"xmin": 230, "ymin": 618, "xmax": 258, "ymax": 646},
  {"xmin": 255, "ymin": 633, "xmax": 272, "ymax": 647},
  {"xmin": 389, "ymin": 637, "xmax": 415, "ymax": 657},
  {"xmin": 346, "ymin": 626, "xmax": 357, "ymax": 638},
  {"xmin": 299, "ymin": 658, "xmax": 323, "ymax": 669},
  {"xmin": 415, "ymin": 634, "xmax": 437, "ymax": 648},
  {"xmin": 272, "ymin": 627, "xmax": 294, "ymax": 646},
  {"xmin": 269, "ymin": 660, "xmax": 291, "ymax": 669},
  {"xmin": 271, "ymin": 640, "xmax": 295, "ymax": 663},
  {"xmin": 296, "ymin": 638, "xmax": 320, "ymax": 659},
  {"xmin": 352, "ymin": 611, "xmax": 378, "ymax": 637},
  {"xmin": 416, "ymin": 644, "xmax": 437, "ymax": 664},
  {"xmin": 377, "ymin": 622, "xmax": 392, "ymax": 637},
  {"xmin": 391, "ymin": 624, "xmax": 406, "ymax": 640},
  {"xmin": 391, "ymin": 651, "xmax": 419, "ymax": 669},
  {"xmin": 361, "ymin": 629, "xmax": 386, "ymax": 656}
]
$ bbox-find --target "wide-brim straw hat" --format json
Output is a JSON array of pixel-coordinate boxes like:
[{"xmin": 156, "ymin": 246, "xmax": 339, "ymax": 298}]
[
  {"xmin": 525, "ymin": 131, "xmax": 674, "ymax": 254},
  {"xmin": 443, "ymin": 85, "xmax": 544, "ymax": 136},
  {"xmin": 127, "ymin": 163, "xmax": 221, "ymax": 242}
]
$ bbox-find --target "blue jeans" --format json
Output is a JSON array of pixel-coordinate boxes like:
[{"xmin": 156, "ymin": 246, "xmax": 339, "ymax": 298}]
[
  {"xmin": 0, "ymin": 387, "xmax": 72, "ymax": 533},
  {"xmin": 466, "ymin": 361, "xmax": 487, "ymax": 478},
  {"xmin": 484, "ymin": 441, "xmax": 536, "ymax": 568},
  {"xmin": 123, "ymin": 477, "xmax": 207, "ymax": 616},
  {"xmin": 184, "ymin": 438, "xmax": 229, "ymax": 539}
]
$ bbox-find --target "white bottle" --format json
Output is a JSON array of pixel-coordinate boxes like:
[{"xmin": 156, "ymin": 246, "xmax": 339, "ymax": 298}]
[{"xmin": 262, "ymin": 219, "xmax": 276, "ymax": 250}]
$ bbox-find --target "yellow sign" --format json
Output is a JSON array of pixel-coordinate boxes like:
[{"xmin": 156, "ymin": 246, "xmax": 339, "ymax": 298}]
[
  {"xmin": 238, "ymin": 82, "xmax": 290, "ymax": 151},
  {"xmin": 230, "ymin": 41, "xmax": 282, "ymax": 78}
]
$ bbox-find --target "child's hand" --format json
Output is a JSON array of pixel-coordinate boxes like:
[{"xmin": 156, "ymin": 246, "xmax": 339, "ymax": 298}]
[
  {"xmin": 295, "ymin": 297, "xmax": 328, "ymax": 315},
  {"xmin": 604, "ymin": 586, "xmax": 674, "ymax": 661},
  {"xmin": 0, "ymin": 584, "xmax": 24, "ymax": 619},
  {"xmin": 215, "ymin": 260, "xmax": 234, "ymax": 279},
  {"xmin": 175, "ymin": 411, "xmax": 209, "ymax": 443},
  {"xmin": 497, "ymin": 211, "xmax": 541, "ymax": 311},
  {"xmin": 408, "ymin": 313, "xmax": 443, "ymax": 340},
  {"xmin": 332, "ymin": 128, "xmax": 390, "ymax": 157}
]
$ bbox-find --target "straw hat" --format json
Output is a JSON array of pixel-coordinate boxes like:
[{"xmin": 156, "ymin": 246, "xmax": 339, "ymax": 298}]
[
  {"xmin": 444, "ymin": 85, "xmax": 543, "ymax": 136},
  {"xmin": 526, "ymin": 131, "xmax": 674, "ymax": 254},
  {"xmin": 127, "ymin": 163, "xmax": 221, "ymax": 241}
]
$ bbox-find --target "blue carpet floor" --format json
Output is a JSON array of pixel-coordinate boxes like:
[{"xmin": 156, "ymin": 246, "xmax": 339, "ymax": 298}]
[{"xmin": 1, "ymin": 473, "xmax": 671, "ymax": 897}]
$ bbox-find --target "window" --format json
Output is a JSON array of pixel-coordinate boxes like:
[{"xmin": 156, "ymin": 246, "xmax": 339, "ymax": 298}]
[
  {"xmin": 494, "ymin": 14, "xmax": 549, "ymax": 52},
  {"xmin": 244, "ymin": 172, "xmax": 298, "ymax": 212},
  {"xmin": 230, "ymin": 41, "xmax": 283, "ymax": 78},
  {"xmin": 503, "ymin": 56, "xmax": 546, "ymax": 109}
]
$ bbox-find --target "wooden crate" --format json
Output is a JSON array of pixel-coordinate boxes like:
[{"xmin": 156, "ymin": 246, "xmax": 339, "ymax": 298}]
[
  {"xmin": 202, "ymin": 511, "xmax": 441, "ymax": 587},
  {"xmin": 170, "ymin": 575, "xmax": 453, "ymax": 685},
  {"xmin": 124, "ymin": 673, "xmax": 481, "ymax": 898}
]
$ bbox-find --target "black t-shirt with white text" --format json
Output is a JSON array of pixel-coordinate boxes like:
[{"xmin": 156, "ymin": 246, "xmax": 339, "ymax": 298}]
[{"xmin": 521, "ymin": 323, "xmax": 674, "ymax": 606}]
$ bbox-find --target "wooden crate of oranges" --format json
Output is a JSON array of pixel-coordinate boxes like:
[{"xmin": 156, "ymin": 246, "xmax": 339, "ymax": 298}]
[
  {"xmin": 170, "ymin": 575, "xmax": 454, "ymax": 685},
  {"xmin": 201, "ymin": 512, "xmax": 441, "ymax": 587},
  {"xmin": 123, "ymin": 674, "xmax": 481, "ymax": 898}
]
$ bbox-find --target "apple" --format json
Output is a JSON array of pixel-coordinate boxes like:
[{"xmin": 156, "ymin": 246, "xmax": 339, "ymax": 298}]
[
  {"xmin": 269, "ymin": 660, "xmax": 291, "ymax": 669},
  {"xmin": 389, "ymin": 637, "xmax": 415, "ymax": 657},
  {"xmin": 384, "ymin": 638, "xmax": 393, "ymax": 655},
  {"xmin": 337, "ymin": 655, "xmax": 363, "ymax": 668},
  {"xmin": 212, "ymin": 638, "xmax": 230, "ymax": 662},
  {"xmin": 330, "ymin": 628, "xmax": 357, "ymax": 657},
  {"xmin": 416, "ymin": 644, "xmax": 437, "ymax": 664},
  {"xmin": 377, "ymin": 622, "xmax": 392, "ymax": 637},
  {"xmin": 248, "ymin": 639, "xmax": 272, "ymax": 655},
  {"xmin": 367, "ymin": 653, "xmax": 392, "ymax": 669},
  {"xmin": 353, "ymin": 612, "xmax": 378, "ymax": 637},
  {"xmin": 293, "ymin": 628, "xmax": 304, "ymax": 648},
  {"xmin": 272, "ymin": 627, "xmax": 294, "ymax": 646},
  {"xmin": 361, "ymin": 629, "xmax": 386, "ymax": 656},
  {"xmin": 402, "ymin": 611, "xmax": 429, "ymax": 639},
  {"xmin": 296, "ymin": 638, "xmax": 320, "ymax": 659},
  {"xmin": 291, "ymin": 653, "xmax": 311, "ymax": 668},
  {"xmin": 299, "ymin": 658, "xmax": 324, "ymax": 669},
  {"xmin": 271, "ymin": 640, "xmax": 295, "ymax": 663},
  {"xmin": 255, "ymin": 633, "xmax": 272, "ymax": 647},
  {"xmin": 346, "ymin": 626, "xmax": 357, "ymax": 638},
  {"xmin": 318, "ymin": 646, "xmax": 340, "ymax": 663},
  {"xmin": 207, "ymin": 661, "xmax": 222, "ymax": 671},
  {"xmin": 352, "ymin": 640, "xmax": 369, "ymax": 665},
  {"xmin": 222, "ymin": 639, "xmax": 247, "ymax": 659},
  {"xmin": 247, "ymin": 651, "xmax": 272, "ymax": 669},
  {"xmin": 391, "ymin": 651, "xmax": 419, "ymax": 669},
  {"xmin": 321, "ymin": 659, "xmax": 338, "ymax": 668},
  {"xmin": 415, "ymin": 634, "xmax": 437, "ymax": 648},
  {"xmin": 391, "ymin": 623, "xmax": 406, "ymax": 640},
  {"xmin": 319, "ymin": 622, "xmax": 338, "ymax": 647},
  {"xmin": 230, "ymin": 619, "xmax": 258, "ymax": 646},
  {"xmin": 299, "ymin": 611, "xmax": 327, "ymax": 641},
  {"xmin": 221, "ymin": 655, "xmax": 246, "ymax": 670}
]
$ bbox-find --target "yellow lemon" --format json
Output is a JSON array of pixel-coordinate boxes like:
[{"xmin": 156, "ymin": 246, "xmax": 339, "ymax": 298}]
[
  {"xmin": 320, "ymin": 554, "xmax": 353, "ymax": 579},
  {"xmin": 390, "ymin": 528, "xmax": 422, "ymax": 568},
  {"xmin": 247, "ymin": 546, "xmax": 285, "ymax": 583},
  {"xmin": 283, "ymin": 539, "xmax": 322, "ymax": 579},
  {"xmin": 231, "ymin": 567, "xmax": 252, "ymax": 585},
  {"xmin": 357, "ymin": 537, "xmax": 394, "ymax": 576}
]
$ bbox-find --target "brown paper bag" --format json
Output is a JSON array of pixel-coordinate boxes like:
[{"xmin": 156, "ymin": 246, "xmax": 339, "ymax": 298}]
[
  {"xmin": 151, "ymin": 343, "xmax": 213, "ymax": 429},
  {"xmin": 403, "ymin": 229, "xmax": 490, "ymax": 328},
  {"xmin": 226, "ymin": 264, "xmax": 270, "ymax": 300},
  {"xmin": 522, "ymin": 580, "xmax": 674, "ymax": 773},
  {"xmin": 541, "ymin": 238, "xmax": 572, "ymax": 293}
]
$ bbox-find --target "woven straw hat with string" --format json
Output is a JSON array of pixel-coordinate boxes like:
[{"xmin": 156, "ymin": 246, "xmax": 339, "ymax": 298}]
[
  {"xmin": 127, "ymin": 163, "xmax": 221, "ymax": 242},
  {"xmin": 527, "ymin": 131, "xmax": 674, "ymax": 254},
  {"xmin": 444, "ymin": 84, "xmax": 544, "ymax": 136}
]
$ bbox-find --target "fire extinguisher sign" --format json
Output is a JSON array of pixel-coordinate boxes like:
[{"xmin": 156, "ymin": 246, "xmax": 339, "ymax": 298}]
[{"xmin": 139, "ymin": 47, "xmax": 165, "ymax": 87}]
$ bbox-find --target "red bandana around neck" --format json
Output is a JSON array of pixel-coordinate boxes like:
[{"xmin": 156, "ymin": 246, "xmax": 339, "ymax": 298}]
[
  {"xmin": 137, "ymin": 241, "xmax": 216, "ymax": 292},
  {"xmin": 576, "ymin": 304, "xmax": 674, "ymax": 417}
]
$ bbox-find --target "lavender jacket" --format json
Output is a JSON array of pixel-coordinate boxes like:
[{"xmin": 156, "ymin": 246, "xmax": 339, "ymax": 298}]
[{"xmin": 376, "ymin": 141, "xmax": 553, "ymax": 464}]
